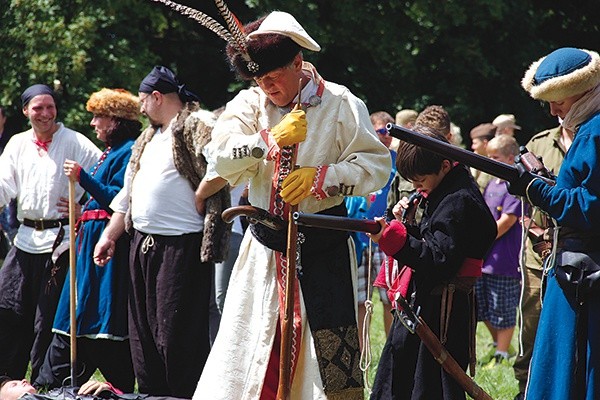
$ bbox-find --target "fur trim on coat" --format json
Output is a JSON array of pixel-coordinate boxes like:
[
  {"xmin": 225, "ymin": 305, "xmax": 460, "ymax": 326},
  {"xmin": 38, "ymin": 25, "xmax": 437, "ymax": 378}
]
[{"xmin": 127, "ymin": 102, "xmax": 231, "ymax": 262}]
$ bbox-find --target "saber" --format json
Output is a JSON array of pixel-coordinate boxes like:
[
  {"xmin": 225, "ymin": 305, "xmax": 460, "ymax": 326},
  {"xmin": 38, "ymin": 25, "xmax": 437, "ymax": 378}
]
[{"xmin": 395, "ymin": 294, "xmax": 493, "ymax": 400}]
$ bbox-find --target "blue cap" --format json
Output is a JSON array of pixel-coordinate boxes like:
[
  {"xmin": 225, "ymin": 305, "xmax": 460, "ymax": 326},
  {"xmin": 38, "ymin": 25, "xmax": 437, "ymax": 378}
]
[{"xmin": 522, "ymin": 47, "xmax": 600, "ymax": 101}]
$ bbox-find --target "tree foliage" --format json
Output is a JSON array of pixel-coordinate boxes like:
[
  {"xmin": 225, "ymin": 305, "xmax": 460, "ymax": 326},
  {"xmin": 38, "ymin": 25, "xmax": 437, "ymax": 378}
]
[{"xmin": 1, "ymin": 0, "xmax": 598, "ymax": 143}]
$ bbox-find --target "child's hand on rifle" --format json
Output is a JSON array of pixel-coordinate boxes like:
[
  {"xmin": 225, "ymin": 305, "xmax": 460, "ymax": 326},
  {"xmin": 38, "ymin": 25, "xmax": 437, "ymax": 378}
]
[{"xmin": 367, "ymin": 217, "xmax": 388, "ymax": 243}]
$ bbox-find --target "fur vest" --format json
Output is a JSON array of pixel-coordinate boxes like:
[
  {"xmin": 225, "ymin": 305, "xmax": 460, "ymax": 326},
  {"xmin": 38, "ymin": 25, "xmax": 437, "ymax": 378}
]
[{"xmin": 126, "ymin": 102, "xmax": 231, "ymax": 262}]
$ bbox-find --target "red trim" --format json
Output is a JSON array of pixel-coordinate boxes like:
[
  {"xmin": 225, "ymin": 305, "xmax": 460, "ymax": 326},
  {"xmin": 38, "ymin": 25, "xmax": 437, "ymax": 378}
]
[
  {"xmin": 378, "ymin": 220, "xmax": 408, "ymax": 256},
  {"xmin": 261, "ymin": 129, "xmax": 280, "ymax": 161},
  {"xmin": 104, "ymin": 382, "xmax": 123, "ymax": 395},
  {"xmin": 311, "ymin": 165, "xmax": 328, "ymax": 200},
  {"xmin": 457, "ymin": 257, "xmax": 483, "ymax": 277},
  {"xmin": 80, "ymin": 209, "xmax": 111, "ymax": 221}
]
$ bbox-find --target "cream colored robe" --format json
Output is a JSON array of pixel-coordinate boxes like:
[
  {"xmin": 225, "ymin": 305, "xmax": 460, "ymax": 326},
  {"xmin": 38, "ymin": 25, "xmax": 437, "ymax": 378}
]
[{"xmin": 194, "ymin": 64, "xmax": 390, "ymax": 399}]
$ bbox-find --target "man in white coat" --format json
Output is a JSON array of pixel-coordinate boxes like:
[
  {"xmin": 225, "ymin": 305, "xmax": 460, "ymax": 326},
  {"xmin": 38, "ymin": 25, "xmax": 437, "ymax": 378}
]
[{"xmin": 195, "ymin": 11, "xmax": 390, "ymax": 400}]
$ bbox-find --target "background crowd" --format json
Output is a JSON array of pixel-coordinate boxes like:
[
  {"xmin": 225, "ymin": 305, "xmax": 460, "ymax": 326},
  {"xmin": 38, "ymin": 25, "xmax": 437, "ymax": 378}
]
[{"xmin": 0, "ymin": 2, "xmax": 599, "ymax": 400}]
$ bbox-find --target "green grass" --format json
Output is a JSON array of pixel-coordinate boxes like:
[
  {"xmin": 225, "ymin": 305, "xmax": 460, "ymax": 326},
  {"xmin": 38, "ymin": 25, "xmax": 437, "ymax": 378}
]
[
  {"xmin": 26, "ymin": 292, "xmax": 519, "ymax": 399},
  {"xmin": 363, "ymin": 291, "xmax": 520, "ymax": 399}
]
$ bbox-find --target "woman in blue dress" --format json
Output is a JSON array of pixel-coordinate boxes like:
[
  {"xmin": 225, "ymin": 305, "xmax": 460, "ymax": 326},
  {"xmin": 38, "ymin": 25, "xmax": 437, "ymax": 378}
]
[
  {"xmin": 510, "ymin": 47, "xmax": 600, "ymax": 400},
  {"xmin": 35, "ymin": 88, "xmax": 142, "ymax": 390}
]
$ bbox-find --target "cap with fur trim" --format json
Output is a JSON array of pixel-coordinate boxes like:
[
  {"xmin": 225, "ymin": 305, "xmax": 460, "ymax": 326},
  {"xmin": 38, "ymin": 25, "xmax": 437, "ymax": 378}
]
[
  {"xmin": 522, "ymin": 47, "xmax": 600, "ymax": 101},
  {"xmin": 227, "ymin": 12, "xmax": 320, "ymax": 80},
  {"xmin": 86, "ymin": 88, "xmax": 140, "ymax": 121},
  {"xmin": 492, "ymin": 114, "xmax": 521, "ymax": 130},
  {"xmin": 247, "ymin": 11, "xmax": 321, "ymax": 52}
]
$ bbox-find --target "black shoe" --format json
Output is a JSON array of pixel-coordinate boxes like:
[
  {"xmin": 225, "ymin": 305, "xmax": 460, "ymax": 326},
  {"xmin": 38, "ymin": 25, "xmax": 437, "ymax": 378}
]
[{"xmin": 514, "ymin": 392, "xmax": 525, "ymax": 400}]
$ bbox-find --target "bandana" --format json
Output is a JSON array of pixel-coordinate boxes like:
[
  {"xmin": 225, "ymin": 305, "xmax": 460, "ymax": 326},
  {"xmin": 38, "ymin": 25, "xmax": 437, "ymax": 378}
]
[
  {"xmin": 139, "ymin": 66, "xmax": 199, "ymax": 103},
  {"xmin": 21, "ymin": 84, "xmax": 55, "ymax": 107}
]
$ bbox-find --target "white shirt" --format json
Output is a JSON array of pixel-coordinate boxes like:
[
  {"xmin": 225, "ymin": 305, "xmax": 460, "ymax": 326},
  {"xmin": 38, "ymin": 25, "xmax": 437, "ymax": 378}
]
[
  {"xmin": 0, "ymin": 123, "xmax": 101, "ymax": 253},
  {"xmin": 111, "ymin": 123, "xmax": 203, "ymax": 235}
]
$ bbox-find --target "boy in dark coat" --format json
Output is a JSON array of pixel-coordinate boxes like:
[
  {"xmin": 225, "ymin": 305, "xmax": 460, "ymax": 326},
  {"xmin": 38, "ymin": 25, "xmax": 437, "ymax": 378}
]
[{"xmin": 369, "ymin": 124, "xmax": 497, "ymax": 399}]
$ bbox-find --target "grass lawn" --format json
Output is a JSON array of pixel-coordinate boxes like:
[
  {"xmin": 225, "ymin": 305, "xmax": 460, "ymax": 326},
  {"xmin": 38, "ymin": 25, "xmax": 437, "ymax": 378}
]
[
  {"xmin": 29, "ymin": 291, "xmax": 520, "ymax": 399},
  {"xmin": 363, "ymin": 290, "xmax": 520, "ymax": 400}
]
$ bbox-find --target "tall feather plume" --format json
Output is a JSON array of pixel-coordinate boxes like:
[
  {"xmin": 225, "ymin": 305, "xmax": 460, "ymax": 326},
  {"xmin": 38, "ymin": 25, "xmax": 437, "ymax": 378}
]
[
  {"xmin": 149, "ymin": 0, "xmax": 232, "ymax": 43},
  {"xmin": 149, "ymin": 0, "xmax": 259, "ymax": 73},
  {"xmin": 213, "ymin": 0, "xmax": 259, "ymax": 72},
  {"xmin": 213, "ymin": 0, "xmax": 247, "ymax": 54}
]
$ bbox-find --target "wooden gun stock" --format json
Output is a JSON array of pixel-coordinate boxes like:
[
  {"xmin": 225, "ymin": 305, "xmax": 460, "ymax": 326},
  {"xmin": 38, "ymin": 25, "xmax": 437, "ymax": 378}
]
[{"xmin": 221, "ymin": 205, "xmax": 286, "ymax": 231}]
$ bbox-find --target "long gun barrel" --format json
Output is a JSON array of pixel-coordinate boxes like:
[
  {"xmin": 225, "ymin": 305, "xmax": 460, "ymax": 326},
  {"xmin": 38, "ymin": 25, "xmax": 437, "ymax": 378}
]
[
  {"xmin": 293, "ymin": 212, "xmax": 382, "ymax": 234},
  {"xmin": 387, "ymin": 123, "xmax": 520, "ymax": 182}
]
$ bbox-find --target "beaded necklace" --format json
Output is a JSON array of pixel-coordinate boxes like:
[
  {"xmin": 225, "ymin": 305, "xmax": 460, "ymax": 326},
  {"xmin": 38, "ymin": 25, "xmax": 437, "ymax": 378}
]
[
  {"xmin": 90, "ymin": 147, "xmax": 112, "ymax": 176},
  {"xmin": 82, "ymin": 147, "xmax": 112, "ymax": 211}
]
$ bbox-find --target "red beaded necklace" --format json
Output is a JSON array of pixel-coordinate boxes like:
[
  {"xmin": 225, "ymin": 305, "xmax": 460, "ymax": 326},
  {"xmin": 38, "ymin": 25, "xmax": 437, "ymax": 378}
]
[{"xmin": 90, "ymin": 147, "xmax": 112, "ymax": 176}]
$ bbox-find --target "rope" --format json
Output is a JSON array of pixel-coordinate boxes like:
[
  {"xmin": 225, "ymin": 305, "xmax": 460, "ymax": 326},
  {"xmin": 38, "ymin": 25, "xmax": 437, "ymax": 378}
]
[
  {"xmin": 359, "ymin": 239, "xmax": 374, "ymax": 393},
  {"xmin": 141, "ymin": 234, "xmax": 155, "ymax": 254}
]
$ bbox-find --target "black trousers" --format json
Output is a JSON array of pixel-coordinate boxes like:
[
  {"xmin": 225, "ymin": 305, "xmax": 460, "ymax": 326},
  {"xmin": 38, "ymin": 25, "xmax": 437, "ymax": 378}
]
[
  {"xmin": 129, "ymin": 230, "xmax": 212, "ymax": 398},
  {"xmin": 34, "ymin": 334, "xmax": 135, "ymax": 391},
  {"xmin": 0, "ymin": 247, "xmax": 67, "ymax": 381}
]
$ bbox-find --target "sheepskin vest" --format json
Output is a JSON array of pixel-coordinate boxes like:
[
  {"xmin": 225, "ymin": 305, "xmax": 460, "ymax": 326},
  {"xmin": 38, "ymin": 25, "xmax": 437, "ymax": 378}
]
[{"xmin": 126, "ymin": 102, "xmax": 231, "ymax": 262}]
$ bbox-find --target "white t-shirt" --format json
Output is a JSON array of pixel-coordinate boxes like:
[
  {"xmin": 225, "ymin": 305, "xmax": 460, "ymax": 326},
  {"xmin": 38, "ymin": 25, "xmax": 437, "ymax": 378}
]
[
  {"xmin": 0, "ymin": 123, "xmax": 101, "ymax": 253},
  {"xmin": 111, "ymin": 123, "xmax": 203, "ymax": 235}
]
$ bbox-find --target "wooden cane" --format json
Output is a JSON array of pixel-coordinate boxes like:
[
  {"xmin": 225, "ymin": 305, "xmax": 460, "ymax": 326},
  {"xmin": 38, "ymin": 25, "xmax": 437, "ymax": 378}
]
[
  {"xmin": 276, "ymin": 79, "xmax": 303, "ymax": 400},
  {"xmin": 68, "ymin": 179, "xmax": 77, "ymax": 386}
]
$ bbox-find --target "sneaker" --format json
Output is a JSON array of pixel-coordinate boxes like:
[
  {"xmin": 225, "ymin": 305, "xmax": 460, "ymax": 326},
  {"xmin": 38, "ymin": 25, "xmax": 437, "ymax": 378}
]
[
  {"xmin": 513, "ymin": 392, "xmax": 525, "ymax": 400},
  {"xmin": 483, "ymin": 353, "xmax": 509, "ymax": 369}
]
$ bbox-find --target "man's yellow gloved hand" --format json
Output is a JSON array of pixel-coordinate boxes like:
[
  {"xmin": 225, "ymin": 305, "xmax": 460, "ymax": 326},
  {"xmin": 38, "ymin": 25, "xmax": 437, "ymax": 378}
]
[
  {"xmin": 270, "ymin": 109, "xmax": 307, "ymax": 147},
  {"xmin": 281, "ymin": 167, "xmax": 317, "ymax": 205}
]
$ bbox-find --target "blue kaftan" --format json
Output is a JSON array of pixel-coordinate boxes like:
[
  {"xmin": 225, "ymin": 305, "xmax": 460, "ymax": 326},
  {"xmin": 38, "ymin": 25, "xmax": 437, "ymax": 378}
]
[
  {"xmin": 526, "ymin": 111, "xmax": 600, "ymax": 400},
  {"xmin": 52, "ymin": 138, "xmax": 134, "ymax": 339}
]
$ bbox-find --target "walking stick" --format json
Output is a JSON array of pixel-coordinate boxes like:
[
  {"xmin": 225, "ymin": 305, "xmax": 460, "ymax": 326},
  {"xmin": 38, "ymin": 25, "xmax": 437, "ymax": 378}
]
[
  {"xmin": 276, "ymin": 79, "xmax": 303, "ymax": 400},
  {"xmin": 68, "ymin": 179, "xmax": 77, "ymax": 387}
]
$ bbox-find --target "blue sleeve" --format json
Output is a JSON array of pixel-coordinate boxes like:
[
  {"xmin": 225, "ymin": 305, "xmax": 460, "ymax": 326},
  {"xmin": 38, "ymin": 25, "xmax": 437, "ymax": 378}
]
[
  {"xmin": 79, "ymin": 152, "xmax": 131, "ymax": 211},
  {"xmin": 529, "ymin": 119, "xmax": 600, "ymax": 231}
]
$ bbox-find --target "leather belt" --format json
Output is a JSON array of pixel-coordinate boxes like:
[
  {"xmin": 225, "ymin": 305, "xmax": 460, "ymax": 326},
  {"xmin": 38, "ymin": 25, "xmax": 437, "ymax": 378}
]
[{"xmin": 23, "ymin": 218, "xmax": 69, "ymax": 231}]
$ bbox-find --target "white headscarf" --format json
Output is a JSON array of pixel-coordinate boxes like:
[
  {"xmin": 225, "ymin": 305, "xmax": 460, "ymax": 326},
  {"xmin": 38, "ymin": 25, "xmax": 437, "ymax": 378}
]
[{"xmin": 562, "ymin": 83, "xmax": 600, "ymax": 133}]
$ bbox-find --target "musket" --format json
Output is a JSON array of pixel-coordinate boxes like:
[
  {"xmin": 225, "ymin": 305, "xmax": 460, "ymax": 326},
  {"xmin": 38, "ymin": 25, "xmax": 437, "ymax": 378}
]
[
  {"xmin": 221, "ymin": 205, "xmax": 286, "ymax": 231},
  {"xmin": 386, "ymin": 123, "xmax": 555, "ymax": 185},
  {"xmin": 293, "ymin": 212, "xmax": 382, "ymax": 234},
  {"xmin": 395, "ymin": 294, "xmax": 493, "ymax": 400}
]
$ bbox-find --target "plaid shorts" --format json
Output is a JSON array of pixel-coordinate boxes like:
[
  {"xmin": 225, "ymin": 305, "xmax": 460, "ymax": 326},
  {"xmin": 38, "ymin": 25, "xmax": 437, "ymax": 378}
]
[
  {"xmin": 357, "ymin": 245, "xmax": 390, "ymax": 304},
  {"xmin": 475, "ymin": 273, "xmax": 521, "ymax": 329}
]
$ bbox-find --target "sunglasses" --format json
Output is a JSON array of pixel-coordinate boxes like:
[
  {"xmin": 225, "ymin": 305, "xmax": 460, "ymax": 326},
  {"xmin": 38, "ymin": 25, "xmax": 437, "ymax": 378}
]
[{"xmin": 376, "ymin": 128, "xmax": 389, "ymax": 135}]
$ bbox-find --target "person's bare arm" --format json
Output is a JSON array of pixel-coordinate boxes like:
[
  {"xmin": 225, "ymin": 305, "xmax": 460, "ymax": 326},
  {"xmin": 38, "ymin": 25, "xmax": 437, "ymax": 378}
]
[
  {"xmin": 495, "ymin": 213, "xmax": 518, "ymax": 239},
  {"xmin": 94, "ymin": 212, "xmax": 125, "ymax": 266},
  {"xmin": 195, "ymin": 176, "xmax": 228, "ymax": 215}
]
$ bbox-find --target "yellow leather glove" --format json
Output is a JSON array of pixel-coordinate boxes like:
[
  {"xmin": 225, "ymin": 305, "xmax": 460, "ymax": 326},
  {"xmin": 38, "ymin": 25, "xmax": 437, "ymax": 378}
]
[
  {"xmin": 280, "ymin": 167, "xmax": 317, "ymax": 205},
  {"xmin": 270, "ymin": 109, "xmax": 307, "ymax": 147}
]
